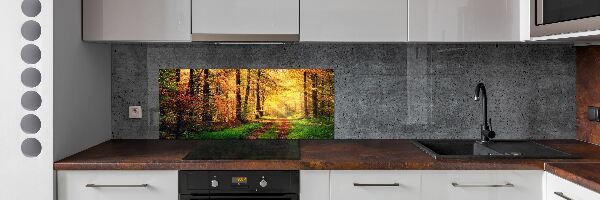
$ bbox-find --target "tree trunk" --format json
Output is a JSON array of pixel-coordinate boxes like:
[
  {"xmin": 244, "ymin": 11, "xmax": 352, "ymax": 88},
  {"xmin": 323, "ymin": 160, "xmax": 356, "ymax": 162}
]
[
  {"xmin": 303, "ymin": 71, "xmax": 308, "ymax": 118},
  {"xmin": 188, "ymin": 69, "xmax": 195, "ymax": 96},
  {"xmin": 202, "ymin": 69, "xmax": 212, "ymax": 122},
  {"xmin": 175, "ymin": 69, "xmax": 182, "ymax": 138},
  {"xmin": 311, "ymin": 73, "xmax": 318, "ymax": 117},
  {"xmin": 243, "ymin": 70, "xmax": 251, "ymax": 116},
  {"xmin": 255, "ymin": 69, "xmax": 263, "ymax": 118},
  {"xmin": 235, "ymin": 69, "xmax": 242, "ymax": 122},
  {"xmin": 187, "ymin": 69, "xmax": 196, "ymax": 127},
  {"xmin": 261, "ymin": 92, "xmax": 265, "ymax": 116},
  {"xmin": 318, "ymin": 75, "xmax": 324, "ymax": 116}
]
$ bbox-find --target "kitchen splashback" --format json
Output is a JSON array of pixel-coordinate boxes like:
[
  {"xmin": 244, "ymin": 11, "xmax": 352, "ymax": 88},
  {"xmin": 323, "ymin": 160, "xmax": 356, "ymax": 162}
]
[
  {"xmin": 112, "ymin": 43, "xmax": 576, "ymax": 139},
  {"xmin": 158, "ymin": 68, "xmax": 334, "ymax": 140}
]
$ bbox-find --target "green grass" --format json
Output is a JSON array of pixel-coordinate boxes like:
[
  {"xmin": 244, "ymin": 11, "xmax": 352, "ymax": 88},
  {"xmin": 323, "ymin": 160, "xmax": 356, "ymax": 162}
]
[
  {"xmin": 287, "ymin": 117, "xmax": 334, "ymax": 139},
  {"xmin": 258, "ymin": 124, "xmax": 279, "ymax": 139},
  {"xmin": 183, "ymin": 122, "xmax": 263, "ymax": 139}
]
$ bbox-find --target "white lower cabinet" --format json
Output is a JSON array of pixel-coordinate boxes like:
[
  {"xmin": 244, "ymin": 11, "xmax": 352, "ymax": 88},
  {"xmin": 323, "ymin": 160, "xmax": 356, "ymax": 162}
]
[
  {"xmin": 545, "ymin": 172, "xmax": 600, "ymax": 200},
  {"xmin": 421, "ymin": 170, "xmax": 543, "ymax": 200},
  {"xmin": 57, "ymin": 170, "xmax": 178, "ymax": 200},
  {"xmin": 55, "ymin": 170, "xmax": 600, "ymax": 200},
  {"xmin": 300, "ymin": 170, "xmax": 330, "ymax": 200},
  {"xmin": 325, "ymin": 170, "xmax": 543, "ymax": 200},
  {"xmin": 330, "ymin": 170, "xmax": 421, "ymax": 200}
]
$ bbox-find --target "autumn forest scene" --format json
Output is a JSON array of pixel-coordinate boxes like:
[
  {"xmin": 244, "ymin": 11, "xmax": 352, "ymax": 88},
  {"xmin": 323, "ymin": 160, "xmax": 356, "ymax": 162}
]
[{"xmin": 159, "ymin": 69, "xmax": 334, "ymax": 140}]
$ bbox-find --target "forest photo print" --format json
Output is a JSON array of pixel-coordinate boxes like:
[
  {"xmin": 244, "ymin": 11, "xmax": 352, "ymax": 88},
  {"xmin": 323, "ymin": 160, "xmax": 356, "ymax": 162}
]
[{"xmin": 159, "ymin": 69, "xmax": 334, "ymax": 140}]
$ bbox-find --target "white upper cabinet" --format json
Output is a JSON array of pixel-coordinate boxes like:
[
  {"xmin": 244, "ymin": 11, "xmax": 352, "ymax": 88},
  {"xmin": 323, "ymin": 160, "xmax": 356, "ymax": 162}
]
[
  {"xmin": 300, "ymin": 0, "xmax": 408, "ymax": 42},
  {"xmin": 409, "ymin": 0, "xmax": 530, "ymax": 42},
  {"xmin": 83, "ymin": 0, "xmax": 191, "ymax": 42},
  {"xmin": 80, "ymin": 0, "xmax": 532, "ymax": 42},
  {"xmin": 191, "ymin": 0, "xmax": 300, "ymax": 41}
]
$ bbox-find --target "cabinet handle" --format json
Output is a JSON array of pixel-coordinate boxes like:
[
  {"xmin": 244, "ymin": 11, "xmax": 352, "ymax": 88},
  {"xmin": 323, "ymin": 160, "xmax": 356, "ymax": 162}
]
[
  {"xmin": 554, "ymin": 192, "xmax": 573, "ymax": 200},
  {"xmin": 85, "ymin": 184, "xmax": 149, "ymax": 188},
  {"xmin": 353, "ymin": 183, "xmax": 400, "ymax": 187},
  {"xmin": 451, "ymin": 182, "xmax": 514, "ymax": 188}
]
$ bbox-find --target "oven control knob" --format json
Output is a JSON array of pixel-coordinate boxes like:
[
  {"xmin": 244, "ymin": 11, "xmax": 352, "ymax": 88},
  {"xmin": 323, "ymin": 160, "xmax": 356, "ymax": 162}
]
[
  {"xmin": 211, "ymin": 180, "xmax": 219, "ymax": 188},
  {"xmin": 259, "ymin": 179, "xmax": 268, "ymax": 188}
]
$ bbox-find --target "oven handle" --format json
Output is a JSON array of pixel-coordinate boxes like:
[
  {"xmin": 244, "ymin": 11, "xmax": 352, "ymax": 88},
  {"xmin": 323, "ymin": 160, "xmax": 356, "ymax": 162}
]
[{"xmin": 180, "ymin": 194, "xmax": 298, "ymax": 200}]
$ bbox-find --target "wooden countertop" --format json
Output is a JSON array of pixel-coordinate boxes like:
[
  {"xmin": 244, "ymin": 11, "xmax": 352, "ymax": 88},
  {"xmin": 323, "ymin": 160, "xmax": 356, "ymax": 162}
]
[
  {"xmin": 545, "ymin": 162, "xmax": 600, "ymax": 194},
  {"xmin": 54, "ymin": 139, "xmax": 600, "ymax": 170}
]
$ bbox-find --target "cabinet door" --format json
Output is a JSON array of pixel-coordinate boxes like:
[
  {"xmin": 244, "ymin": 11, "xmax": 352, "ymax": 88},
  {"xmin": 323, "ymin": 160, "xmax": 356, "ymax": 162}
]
[
  {"xmin": 330, "ymin": 170, "xmax": 420, "ymax": 200},
  {"xmin": 57, "ymin": 170, "xmax": 178, "ymax": 200},
  {"xmin": 83, "ymin": 0, "xmax": 191, "ymax": 41},
  {"xmin": 301, "ymin": 0, "xmax": 408, "ymax": 42},
  {"xmin": 421, "ymin": 170, "xmax": 543, "ymax": 200},
  {"xmin": 545, "ymin": 172, "xmax": 600, "ymax": 200},
  {"xmin": 192, "ymin": 0, "xmax": 299, "ymax": 39},
  {"xmin": 409, "ymin": 0, "xmax": 529, "ymax": 42},
  {"xmin": 300, "ymin": 170, "xmax": 330, "ymax": 200}
]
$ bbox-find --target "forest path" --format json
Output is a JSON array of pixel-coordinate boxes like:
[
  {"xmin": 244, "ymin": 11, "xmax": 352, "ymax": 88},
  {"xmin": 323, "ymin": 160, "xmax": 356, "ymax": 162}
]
[
  {"xmin": 247, "ymin": 122, "xmax": 274, "ymax": 139},
  {"xmin": 273, "ymin": 119, "xmax": 290, "ymax": 139},
  {"xmin": 246, "ymin": 118, "xmax": 290, "ymax": 139}
]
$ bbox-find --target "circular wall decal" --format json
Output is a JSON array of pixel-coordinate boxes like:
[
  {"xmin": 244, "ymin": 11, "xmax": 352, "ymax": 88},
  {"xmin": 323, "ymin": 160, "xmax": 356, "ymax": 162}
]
[
  {"xmin": 21, "ymin": 138, "xmax": 42, "ymax": 157},
  {"xmin": 21, "ymin": 44, "xmax": 41, "ymax": 64},
  {"xmin": 21, "ymin": 68, "xmax": 41, "ymax": 87},
  {"xmin": 20, "ymin": 114, "xmax": 41, "ymax": 134},
  {"xmin": 21, "ymin": 20, "xmax": 41, "ymax": 41},
  {"xmin": 21, "ymin": 0, "xmax": 41, "ymax": 17},
  {"xmin": 21, "ymin": 91, "xmax": 42, "ymax": 111}
]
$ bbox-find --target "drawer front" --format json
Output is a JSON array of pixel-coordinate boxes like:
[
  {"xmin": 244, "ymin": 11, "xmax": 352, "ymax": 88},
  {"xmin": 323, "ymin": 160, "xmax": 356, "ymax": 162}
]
[
  {"xmin": 57, "ymin": 170, "xmax": 178, "ymax": 200},
  {"xmin": 330, "ymin": 170, "xmax": 420, "ymax": 200},
  {"xmin": 545, "ymin": 172, "xmax": 600, "ymax": 200},
  {"xmin": 422, "ymin": 170, "xmax": 543, "ymax": 200}
]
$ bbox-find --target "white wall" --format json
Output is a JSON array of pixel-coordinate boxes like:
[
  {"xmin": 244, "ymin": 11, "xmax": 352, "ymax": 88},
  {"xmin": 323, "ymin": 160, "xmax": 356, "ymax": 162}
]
[
  {"xmin": 0, "ymin": 0, "xmax": 110, "ymax": 198},
  {"xmin": 53, "ymin": 0, "xmax": 112, "ymax": 161},
  {"xmin": 0, "ymin": 0, "xmax": 54, "ymax": 199}
]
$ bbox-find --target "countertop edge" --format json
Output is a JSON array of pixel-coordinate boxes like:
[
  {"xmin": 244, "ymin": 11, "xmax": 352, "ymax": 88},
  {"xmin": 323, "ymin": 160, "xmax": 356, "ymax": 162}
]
[{"xmin": 545, "ymin": 162, "xmax": 600, "ymax": 194}]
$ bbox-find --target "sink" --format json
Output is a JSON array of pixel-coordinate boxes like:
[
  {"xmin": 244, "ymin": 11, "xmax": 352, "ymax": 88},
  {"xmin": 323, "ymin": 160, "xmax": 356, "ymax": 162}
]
[{"xmin": 412, "ymin": 140, "xmax": 578, "ymax": 160}]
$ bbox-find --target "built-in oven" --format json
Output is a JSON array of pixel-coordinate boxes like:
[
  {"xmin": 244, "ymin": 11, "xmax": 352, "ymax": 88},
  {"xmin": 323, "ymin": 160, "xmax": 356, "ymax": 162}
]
[
  {"xmin": 532, "ymin": 0, "xmax": 600, "ymax": 37},
  {"xmin": 179, "ymin": 171, "xmax": 299, "ymax": 200}
]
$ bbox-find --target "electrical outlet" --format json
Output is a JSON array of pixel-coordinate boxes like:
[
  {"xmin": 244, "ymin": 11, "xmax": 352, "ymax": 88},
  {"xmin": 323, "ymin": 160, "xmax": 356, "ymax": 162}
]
[{"xmin": 129, "ymin": 106, "xmax": 142, "ymax": 119}]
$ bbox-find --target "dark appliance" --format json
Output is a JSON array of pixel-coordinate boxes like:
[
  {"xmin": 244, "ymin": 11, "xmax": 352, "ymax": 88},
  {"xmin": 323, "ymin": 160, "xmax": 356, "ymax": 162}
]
[
  {"xmin": 533, "ymin": 0, "xmax": 600, "ymax": 37},
  {"xmin": 179, "ymin": 171, "xmax": 299, "ymax": 200}
]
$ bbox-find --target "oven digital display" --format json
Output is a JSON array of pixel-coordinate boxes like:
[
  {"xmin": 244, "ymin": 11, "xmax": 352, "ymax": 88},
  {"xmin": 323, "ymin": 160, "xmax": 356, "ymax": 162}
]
[{"xmin": 232, "ymin": 177, "xmax": 248, "ymax": 186}]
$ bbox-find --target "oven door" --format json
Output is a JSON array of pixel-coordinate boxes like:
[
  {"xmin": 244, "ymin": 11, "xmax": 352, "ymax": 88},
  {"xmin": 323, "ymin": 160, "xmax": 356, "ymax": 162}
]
[
  {"xmin": 180, "ymin": 194, "xmax": 299, "ymax": 200},
  {"xmin": 532, "ymin": 0, "xmax": 600, "ymax": 37}
]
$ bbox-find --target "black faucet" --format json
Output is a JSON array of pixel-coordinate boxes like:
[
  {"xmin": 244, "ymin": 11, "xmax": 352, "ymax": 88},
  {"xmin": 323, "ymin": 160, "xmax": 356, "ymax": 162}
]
[{"xmin": 474, "ymin": 83, "xmax": 495, "ymax": 142}]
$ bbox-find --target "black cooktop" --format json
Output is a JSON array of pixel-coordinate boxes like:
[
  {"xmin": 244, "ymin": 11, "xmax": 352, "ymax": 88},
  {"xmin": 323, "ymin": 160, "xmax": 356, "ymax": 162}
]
[{"xmin": 183, "ymin": 140, "xmax": 300, "ymax": 160}]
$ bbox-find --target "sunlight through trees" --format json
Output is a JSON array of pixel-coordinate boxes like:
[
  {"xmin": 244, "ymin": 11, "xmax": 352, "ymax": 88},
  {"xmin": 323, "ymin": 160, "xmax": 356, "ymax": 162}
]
[{"xmin": 159, "ymin": 69, "xmax": 334, "ymax": 139}]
